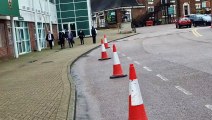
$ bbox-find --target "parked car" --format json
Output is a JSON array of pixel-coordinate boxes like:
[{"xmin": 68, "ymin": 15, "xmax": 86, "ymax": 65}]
[
  {"xmin": 202, "ymin": 14, "xmax": 211, "ymax": 26},
  {"xmin": 175, "ymin": 17, "xmax": 192, "ymax": 29},
  {"xmin": 185, "ymin": 14, "xmax": 204, "ymax": 27}
]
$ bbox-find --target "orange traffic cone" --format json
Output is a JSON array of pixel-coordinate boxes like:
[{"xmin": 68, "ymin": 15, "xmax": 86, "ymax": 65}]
[
  {"xmin": 104, "ymin": 34, "xmax": 110, "ymax": 49},
  {"xmin": 129, "ymin": 64, "xmax": 148, "ymax": 120},
  {"xmin": 98, "ymin": 39, "xmax": 111, "ymax": 61},
  {"xmin": 110, "ymin": 44, "xmax": 127, "ymax": 79}
]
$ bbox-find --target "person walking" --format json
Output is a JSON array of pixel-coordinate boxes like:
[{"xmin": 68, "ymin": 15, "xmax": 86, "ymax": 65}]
[
  {"xmin": 59, "ymin": 31, "xmax": 65, "ymax": 49},
  {"xmin": 46, "ymin": 31, "xmax": 54, "ymax": 49},
  {"xmin": 91, "ymin": 26, "xmax": 97, "ymax": 44},
  {"xmin": 78, "ymin": 29, "xmax": 85, "ymax": 45},
  {"xmin": 67, "ymin": 30, "xmax": 74, "ymax": 48}
]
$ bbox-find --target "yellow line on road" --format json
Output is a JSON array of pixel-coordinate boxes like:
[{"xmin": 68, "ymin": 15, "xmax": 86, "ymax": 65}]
[{"xmin": 192, "ymin": 28, "xmax": 202, "ymax": 37}]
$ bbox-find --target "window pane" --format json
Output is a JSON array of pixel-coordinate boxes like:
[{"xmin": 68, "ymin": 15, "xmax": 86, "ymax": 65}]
[
  {"xmin": 24, "ymin": 28, "xmax": 29, "ymax": 40},
  {"xmin": 60, "ymin": 3, "xmax": 74, "ymax": 11},
  {"xmin": 76, "ymin": 10, "xmax": 88, "ymax": 17},
  {"xmin": 75, "ymin": 2, "xmax": 87, "ymax": 10},
  {"xmin": 26, "ymin": 41, "xmax": 31, "ymax": 52}
]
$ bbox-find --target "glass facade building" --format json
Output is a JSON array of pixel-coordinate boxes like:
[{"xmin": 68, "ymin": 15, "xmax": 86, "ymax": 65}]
[{"xmin": 56, "ymin": 0, "xmax": 92, "ymax": 37}]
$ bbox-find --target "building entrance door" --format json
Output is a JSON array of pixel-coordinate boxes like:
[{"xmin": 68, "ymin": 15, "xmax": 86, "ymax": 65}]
[
  {"xmin": 184, "ymin": 5, "xmax": 188, "ymax": 15},
  {"xmin": 16, "ymin": 28, "xmax": 26, "ymax": 54},
  {"xmin": 62, "ymin": 22, "xmax": 77, "ymax": 37},
  {"xmin": 0, "ymin": 23, "xmax": 6, "ymax": 48}
]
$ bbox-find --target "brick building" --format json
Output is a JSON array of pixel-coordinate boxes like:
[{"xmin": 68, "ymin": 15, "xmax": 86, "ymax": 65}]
[
  {"xmin": 0, "ymin": 0, "xmax": 58, "ymax": 59},
  {"xmin": 91, "ymin": 0, "xmax": 212, "ymax": 28}
]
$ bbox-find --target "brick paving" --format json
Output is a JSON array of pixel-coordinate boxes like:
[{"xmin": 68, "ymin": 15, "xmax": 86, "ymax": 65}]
[{"xmin": 0, "ymin": 29, "xmax": 136, "ymax": 120}]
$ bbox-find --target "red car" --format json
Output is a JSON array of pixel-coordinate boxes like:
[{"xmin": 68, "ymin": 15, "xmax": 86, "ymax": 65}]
[{"xmin": 175, "ymin": 17, "xmax": 192, "ymax": 29}]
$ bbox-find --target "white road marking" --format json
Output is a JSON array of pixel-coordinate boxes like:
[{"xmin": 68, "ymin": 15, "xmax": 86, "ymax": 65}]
[
  {"xmin": 156, "ymin": 74, "xmax": 169, "ymax": 81},
  {"xmin": 134, "ymin": 61, "xmax": 140, "ymax": 65},
  {"xmin": 175, "ymin": 86, "xmax": 192, "ymax": 95},
  {"xmin": 122, "ymin": 54, "xmax": 126, "ymax": 57},
  {"xmin": 205, "ymin": 105, "xmax": 212, "ymax": 111},
  {"xmin": 127, "ymin": 57, "xmax": 132, "ymax": 60},
  {"xmin": 143, "ymin": 66, "xmax": 152, "ymax": 71}
]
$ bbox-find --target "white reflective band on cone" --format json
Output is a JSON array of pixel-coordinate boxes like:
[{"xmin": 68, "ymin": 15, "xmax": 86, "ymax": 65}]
[
  {"xmin": 129, "ymin": 79, "xmax": 143, "ymax": 106},
  {"xmin": 101, "ymin": 44, "xmax": 106, "ymax": 52},
  {"xmin": 104, "ymin": 38, "xmax": 107, "ymax": 43},
  {"xmin": 113, "ymin": 52, "xmax": 120, "ymax": 65}
]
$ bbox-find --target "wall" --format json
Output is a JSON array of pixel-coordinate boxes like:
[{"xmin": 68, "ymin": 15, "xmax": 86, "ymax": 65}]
[
  {"xmin": 28, "ymin": 22, "xmax": 36, "ymax": 51},
  {"xmin": 0, "ymin": 20, "xmax": 13, "ymax": 59},
  {"xmin": 17, "ymin": 0, "xmax": 57, "ymax": 24}
]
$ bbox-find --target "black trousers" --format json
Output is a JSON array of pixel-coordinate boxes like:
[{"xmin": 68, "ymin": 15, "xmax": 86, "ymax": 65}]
[
  {"xmin": 48, "ymin": 40, "xmax": 53, "ymax": 49},
  {"xmin": 80, "ymin": 38, "xmax": 84, "ymax": 45},
  {"xmin": 68, "ymin": 40, "xmax": 73, "ymax": 48},
  {"xmin": 60, "ymin": 40, "xmax": 65, "ymax": 49},
  {"xmin": 92, "ymin": 36, "xmax": 96, "ymax": 44}
]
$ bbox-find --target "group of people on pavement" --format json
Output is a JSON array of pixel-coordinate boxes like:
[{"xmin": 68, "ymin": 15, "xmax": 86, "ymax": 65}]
[{"xmin": 45, "ymin": 26, "xmax": 97, "ymax": 49}]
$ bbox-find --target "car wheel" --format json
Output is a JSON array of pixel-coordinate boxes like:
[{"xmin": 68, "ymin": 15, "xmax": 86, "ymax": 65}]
[
  {"xmin": 193, "ymin": 23, "xmax": 197, "ymax": 27},
  {"xmin": 188, "ymin": 25, "xmax": 191, "ymax": 28},
  {"xmin": 204, "ymin": 22, "xmax": 206, "ymax": 26}
]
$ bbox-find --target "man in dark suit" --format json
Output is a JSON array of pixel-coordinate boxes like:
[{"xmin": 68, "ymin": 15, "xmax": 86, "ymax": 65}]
[
  {"xmin": 46, "ymin": 31, "xmax": 54, "ymax": 49},
  {"xmin": 91, "ymin": 26, "xmax": 97, "ymax": 44},
  {"xmin": 78, "ymin": 29, "xmax": 85, "ymax": 45}
]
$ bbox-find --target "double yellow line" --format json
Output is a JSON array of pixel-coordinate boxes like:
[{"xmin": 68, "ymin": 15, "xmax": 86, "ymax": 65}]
[{"xmin": 192, "ymin": 28, "xmax": 202, "ymax": 37}]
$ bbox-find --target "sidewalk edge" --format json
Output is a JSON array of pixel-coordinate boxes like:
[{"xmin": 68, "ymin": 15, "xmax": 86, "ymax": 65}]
[{"xmin": 66, "ymin": 33, "xmax": 139, "ymax": 120}]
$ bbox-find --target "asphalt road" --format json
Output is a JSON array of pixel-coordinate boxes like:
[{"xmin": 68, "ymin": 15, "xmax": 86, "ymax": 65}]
[{"xmin": 71, "ymin": 25, "xmax": 212, "ymax": 120}]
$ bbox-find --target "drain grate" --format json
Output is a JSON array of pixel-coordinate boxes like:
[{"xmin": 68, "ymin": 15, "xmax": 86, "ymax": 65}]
[
  {"xmin": 81, "ymin": 54, "xmax": 89, "ymax": 57},
  {"xmin": 28, "ymin": 60, "xmax": 37, "ymax": 63},
  {"xmin": 41, "ymin": 61, "xmax": 54, "ymax": 64}
]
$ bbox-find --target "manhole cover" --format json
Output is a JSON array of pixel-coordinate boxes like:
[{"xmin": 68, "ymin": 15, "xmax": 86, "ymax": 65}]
[{"xmin": 42, "ymin": 61, "xmax": 54, "ymax": 64}]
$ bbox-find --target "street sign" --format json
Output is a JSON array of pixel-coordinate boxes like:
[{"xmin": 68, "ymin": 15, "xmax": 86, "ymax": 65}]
[
  {"xmin": 168, "ymin": 7, "xmax": 174, "ymax": 15},
  {"xmin": 107, "ymin": 10, "xmax": 117, "ymax": 24},
  {"xmin": 0, "ymin": 0, "xmax": 20, "ymax": 16},
  {"xmin": 18, "ymin": 16, "xmax": 24, "ymax": 21}
]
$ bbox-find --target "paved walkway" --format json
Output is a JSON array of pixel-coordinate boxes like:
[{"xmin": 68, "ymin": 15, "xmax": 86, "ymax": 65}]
[{"xmin": 0, "ymin": 29, "xmax": 135, "ymax": 120}]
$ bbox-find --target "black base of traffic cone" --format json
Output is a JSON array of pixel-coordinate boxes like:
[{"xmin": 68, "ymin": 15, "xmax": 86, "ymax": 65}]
[
  {"xmin": 98, "ymin": 58, "xmax": 111, "ymax": 61},
  {"xmin": 110, "ymin": 74, "xmax": 127, "ymax": 79}
]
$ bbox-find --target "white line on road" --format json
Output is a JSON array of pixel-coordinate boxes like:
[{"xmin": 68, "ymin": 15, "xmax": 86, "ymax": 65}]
[
  {"xmin": 143, "ymin": 66, "xmax": 152, "ymax": 71},
  {"xmin": 205, "ymin": 105, "xmax": 212, "ymax": 111},
  {"xmin": 122, "ymin": 54, "xmax": 126, "ymax": 57},
  {"xmin": 134, "ymin": 61, "xmax": 140, "ymax": 65},
  {"xmin": 156, "ymin": 74, "xmax": 169, "ymax": 81},
  {"xmin": 175, "ymin": 86, "xmax": 192, "ymax": 95},
  {"xmin": 127, "ymin": 57, "xmax": 132, "ymax": 60}
]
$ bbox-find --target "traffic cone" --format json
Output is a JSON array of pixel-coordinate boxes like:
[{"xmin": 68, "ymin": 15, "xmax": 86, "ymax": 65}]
[
  {"xmin": 98, "ymin": 39, "xmax": 111, "ymax": 61},
  {"xmin": 129, "ymin": 64, "xmax": 148, "ymax": 120},
  {"xmin": 104, "ymin": 34, "xmax": 110, "ymax": 49},
  {"xmin": 110, "ymin": 44, "xmax": 127, "ymax": 79}
]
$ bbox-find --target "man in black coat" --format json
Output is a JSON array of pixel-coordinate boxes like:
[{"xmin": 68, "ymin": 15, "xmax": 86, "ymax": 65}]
[
  {"xmin": 78, "ymin": 29, "xmax": 85, "ymax": 45},
  {"xmin": 59, "ymin": 31, "xmax": 65, "ymax": 49},
  {"xmin": 46, "ymin": 31, "xmax": 54, "ymax": 49},
  {"xmin": 91, "ymin": 26, "xmax": 97, "ymax": 44}
]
